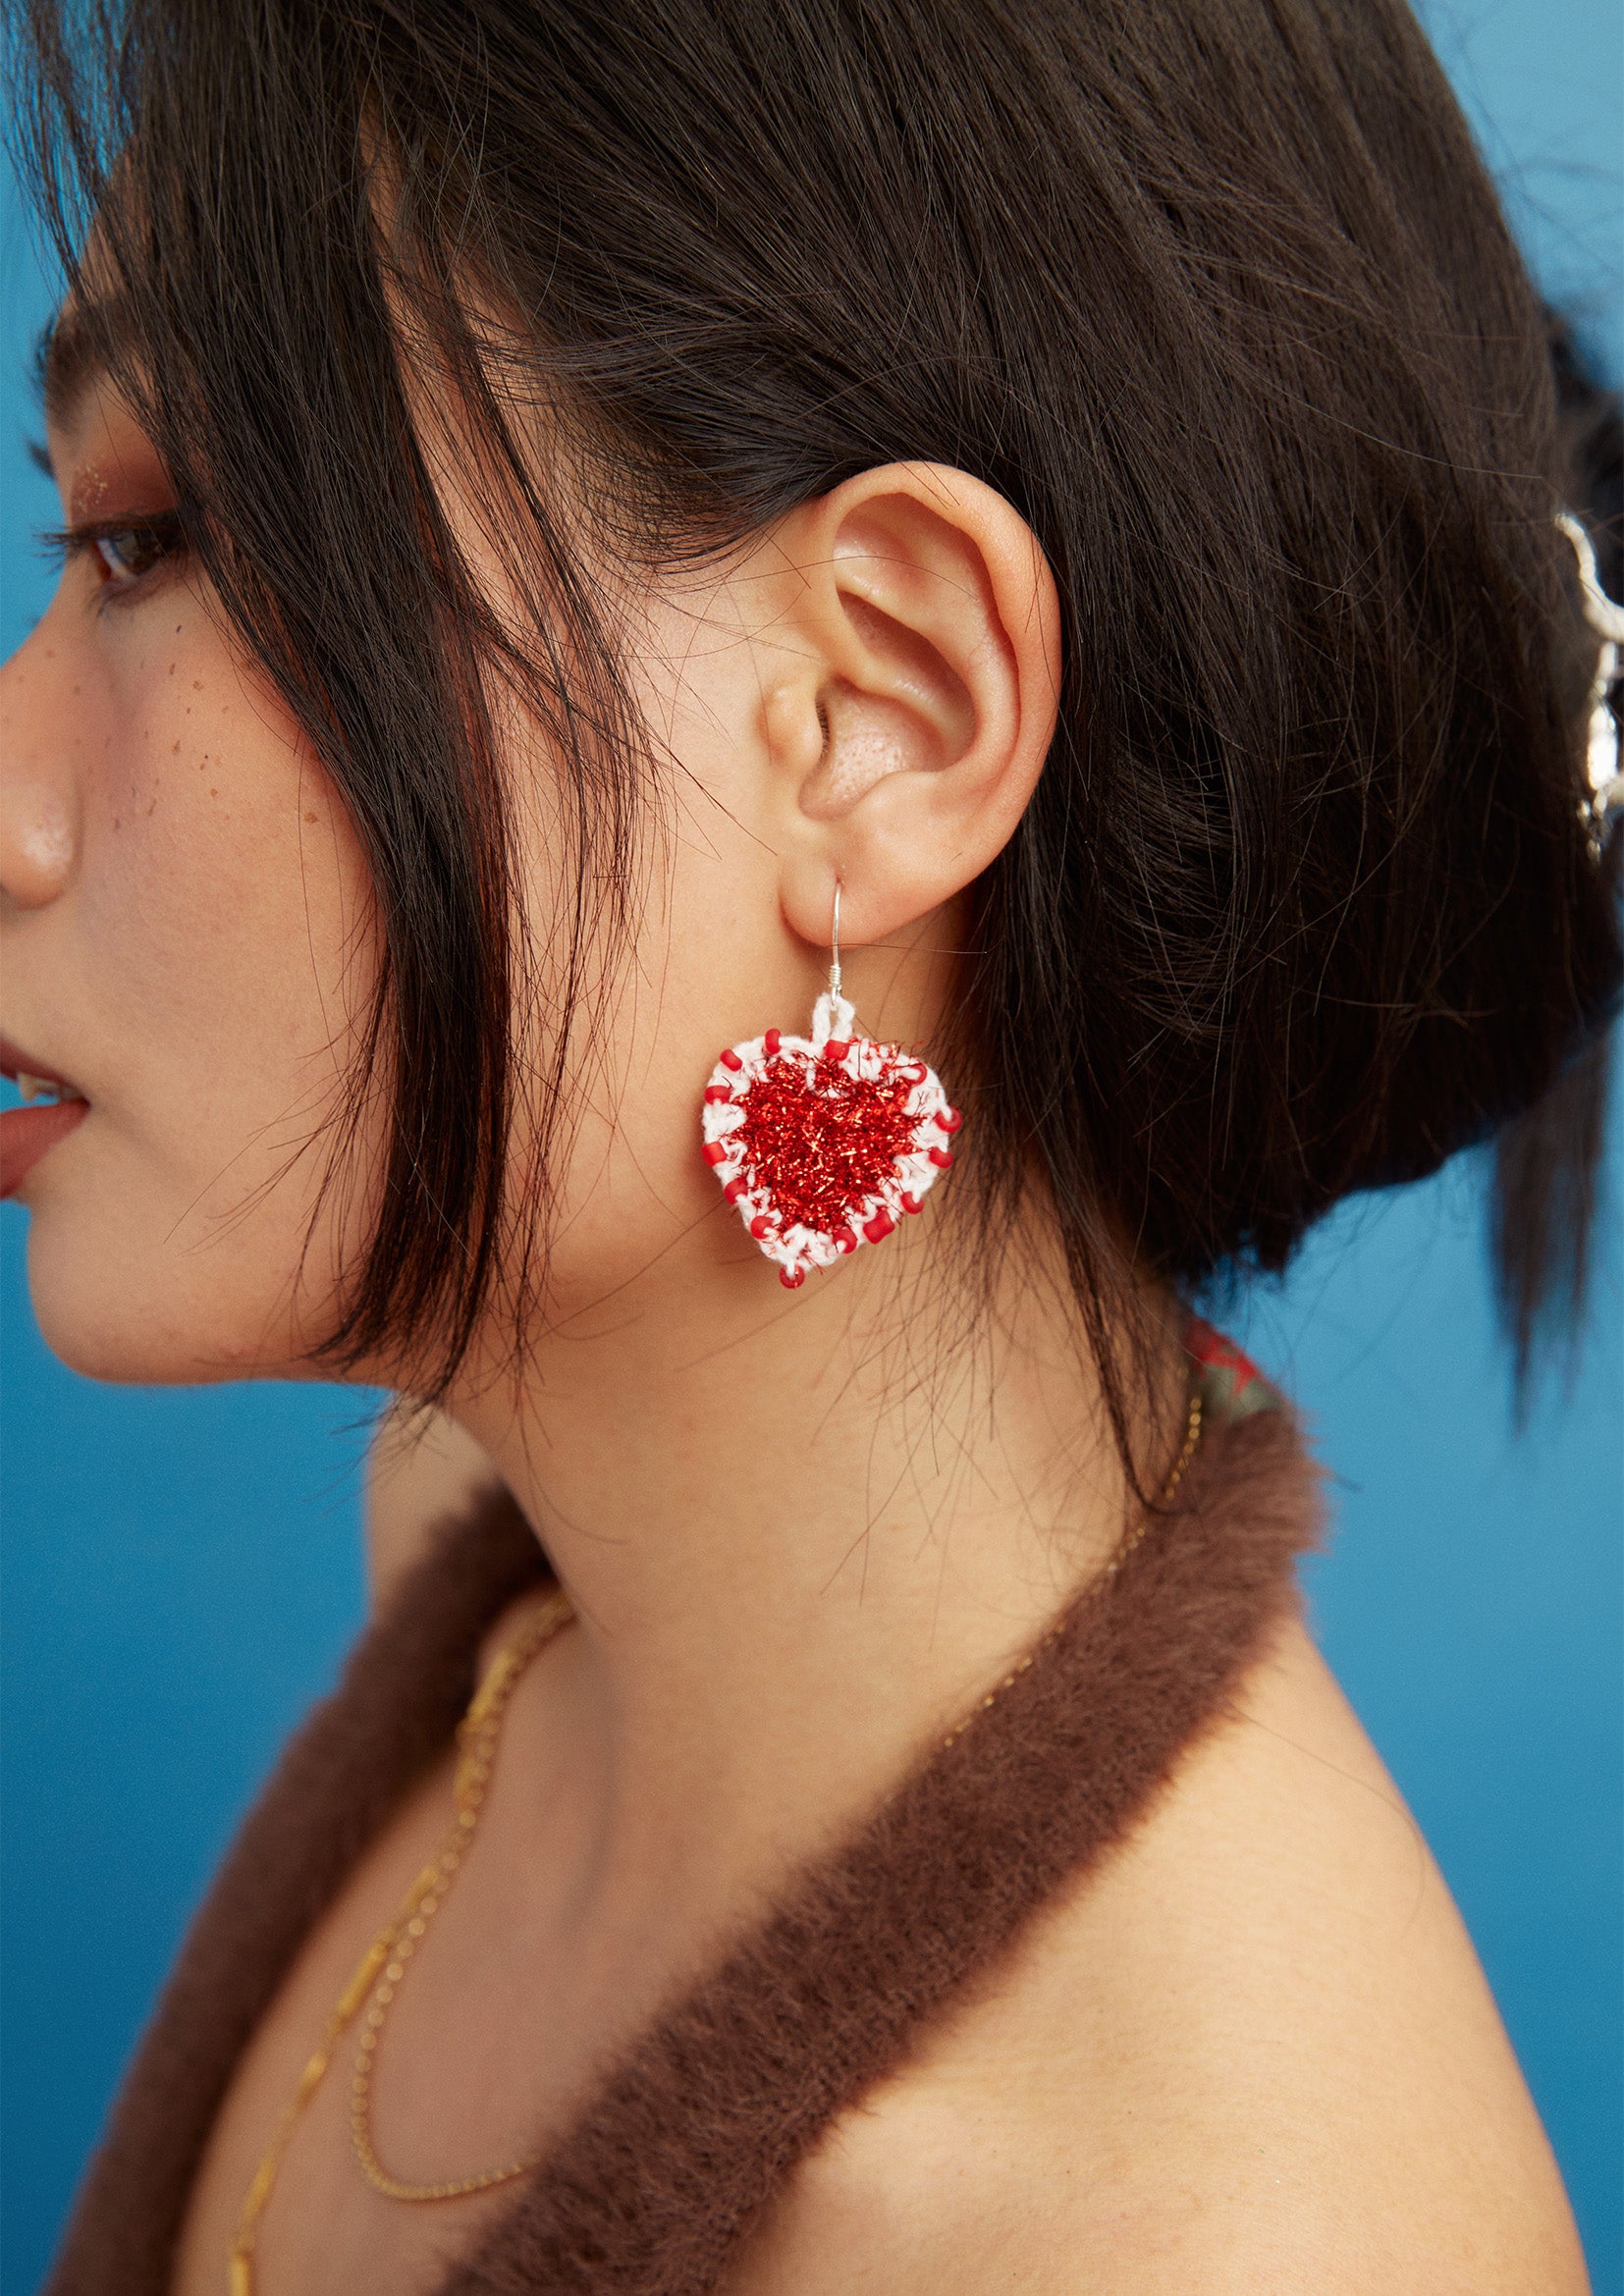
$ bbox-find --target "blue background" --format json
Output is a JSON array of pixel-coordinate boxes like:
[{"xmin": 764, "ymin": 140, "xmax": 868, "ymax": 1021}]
[{"xmin": 2, "ymin": 3, "xmax": 1620, "ymax": 2285}]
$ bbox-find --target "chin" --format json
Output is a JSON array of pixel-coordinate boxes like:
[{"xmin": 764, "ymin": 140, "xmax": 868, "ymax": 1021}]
[
  {"xmin": 23, "ymin": 1209, "xmax": 306, "ymax": 1387},
  {"xmin": 27, "ymin": 1244, "xmax": 227, "ymax": 1385}
]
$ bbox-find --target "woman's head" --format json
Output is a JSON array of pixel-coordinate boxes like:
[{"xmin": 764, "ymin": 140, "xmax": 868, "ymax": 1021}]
[
  {"xmin": 3, "ymin": 0, "xmax": 1618, "ymax": 1437},
  {"xmin": 5, "ymin": 332, "xmax": 1066, "ymax": 1386}
]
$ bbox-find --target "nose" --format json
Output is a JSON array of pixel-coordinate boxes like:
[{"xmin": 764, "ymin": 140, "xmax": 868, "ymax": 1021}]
[
  {"xmin": 1, "ymin": 785, "xmax": 77, "ymax": 906},
  {"xmin": 0, "ymin": 614, "xmax": 81, "ymax": 909}
]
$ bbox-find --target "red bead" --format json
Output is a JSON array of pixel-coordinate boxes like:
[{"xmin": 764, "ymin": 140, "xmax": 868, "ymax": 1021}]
[
  {"xmin": 899, "ymin": 1192, "xmax": 922, "ymax": 1214},
  {"xmin": 703, "ymin": 1142, "xmax": 730, "ymax": 1166},
  {"xmin": 935, "ymin": 1107, "xmax": 962, "ymax": 1133},
  {"xmin": 863, "ymin": 1207, "xmax": 894, "ymax": 1244},
  {"xmin": 704, "ymin": 1084, "xmax": 732, "ymax": 1104},
  {"xmin": 749, "ymin": 1214, "xmax": 774, "ymax": 1239},
  {"xmin": 823, "ymin": 1039, "xmax": 850, "ymax": 1062},
  {"xmin": 928, "ymin": 1146, "xmax": 954, "ymax": 1169},
  {"xmin": 780, "ymin": 1264, "xmax": 805, "ymax": 1289},
  {"xmin": 724, "ymin": 1177, "xmax": 749, "ymax": 1202},
  {"xmin": 834, "ymin": 1224, "xmax": 858, "ymax": 1253},
  {"xmin": 764, "ymin": 1029, "xmax": 782, "ymax": 1054},
  {"xmin": 720, "ymin": 1047, "xmax": 744, "ymax": 1071}
]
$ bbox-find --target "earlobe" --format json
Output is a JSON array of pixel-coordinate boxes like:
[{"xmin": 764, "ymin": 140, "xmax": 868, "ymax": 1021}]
[{"xmin": 771, "ymin": 465, "xmax": 1060, "ymax": 955}]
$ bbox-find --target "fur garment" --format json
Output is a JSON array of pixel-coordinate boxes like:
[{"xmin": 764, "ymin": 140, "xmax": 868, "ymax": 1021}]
[{"xmin": 45, "ymin": 1400, "xmax": 1321, "ymax": 2294}]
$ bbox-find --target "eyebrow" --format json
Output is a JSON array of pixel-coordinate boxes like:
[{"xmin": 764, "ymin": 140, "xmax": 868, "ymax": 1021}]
[{"xmin": 34, "ymin": 298, "xmax": 118, "ymax": 434}]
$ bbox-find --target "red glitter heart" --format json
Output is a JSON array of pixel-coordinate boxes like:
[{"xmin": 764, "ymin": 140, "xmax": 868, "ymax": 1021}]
[
  {"xmin": 731, "ymin": 1047, "xmax": 923, "ymax": 1235},
  {"xmin": 700, "ymin": 996, "xmax": 959, "ymax": 1285}
]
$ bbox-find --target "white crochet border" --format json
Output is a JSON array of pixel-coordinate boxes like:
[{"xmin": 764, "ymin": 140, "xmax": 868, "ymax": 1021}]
[{"xmin": 700, "ymin": 990, "xmax": 957, "ymax": 1284}]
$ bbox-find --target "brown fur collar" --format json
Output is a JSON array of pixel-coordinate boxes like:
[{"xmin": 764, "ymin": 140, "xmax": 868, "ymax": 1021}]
[{"xmin": 46, "ymin": 1405, "xmax": 1320, "ymax": 2295}]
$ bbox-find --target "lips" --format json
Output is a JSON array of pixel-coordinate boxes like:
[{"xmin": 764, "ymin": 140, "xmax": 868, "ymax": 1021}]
[{"xmin": 0, "ymin": 1036, "xmax": 89, "ymax": 1199}]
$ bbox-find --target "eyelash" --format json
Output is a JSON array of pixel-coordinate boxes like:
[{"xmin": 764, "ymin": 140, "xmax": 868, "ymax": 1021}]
[{"xmin": 39, "ymin": 512, "xmax": 189, "ymax": 599}]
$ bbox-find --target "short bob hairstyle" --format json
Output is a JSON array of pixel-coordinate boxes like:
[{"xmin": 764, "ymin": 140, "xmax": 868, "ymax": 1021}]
[{"xmin": 16, "ymin": 0, "xmax": 1622, "ymax": 1448}]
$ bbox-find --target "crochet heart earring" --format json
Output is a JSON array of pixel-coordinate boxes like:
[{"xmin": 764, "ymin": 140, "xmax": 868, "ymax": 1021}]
[{"xmin": 700, "ymin": 886, "xmax": 962, "ymax": 1288}]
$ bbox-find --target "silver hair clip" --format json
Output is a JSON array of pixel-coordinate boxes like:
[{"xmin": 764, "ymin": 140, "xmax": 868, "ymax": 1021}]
[{"xmin": 1555, "ymin": 510, "xmax": 1624, "ymax": 859}]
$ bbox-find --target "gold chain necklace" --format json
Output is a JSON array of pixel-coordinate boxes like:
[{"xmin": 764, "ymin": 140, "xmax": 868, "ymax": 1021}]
[
  {"xmin": 938, "ymin": 1386, "xmax": 1202, "ymax": 1752},
  {"xmin": 230, "ymin": 1391, "xmax": 1201, "ymax": 2291},
  {"xmin": 229, "ymin": 1586, "xmax": 574, "ymax": 2292}
]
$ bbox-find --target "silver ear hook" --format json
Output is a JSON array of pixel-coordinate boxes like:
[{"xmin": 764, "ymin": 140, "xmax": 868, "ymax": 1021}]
[{"xmin": 808, "ymin": 881, "xmax": 855, "ymax": 1052}]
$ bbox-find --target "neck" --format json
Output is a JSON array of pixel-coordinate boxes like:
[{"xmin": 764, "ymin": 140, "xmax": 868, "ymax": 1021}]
[{"xmin": 445, "ymin": 1212, "xmax": 1184, "ymax": 1938}]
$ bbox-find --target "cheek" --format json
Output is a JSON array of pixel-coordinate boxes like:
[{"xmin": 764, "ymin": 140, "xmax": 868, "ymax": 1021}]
[
  {"xmin": 87, "ymin": 650, "xmax": 361, "ymax": 1085},
  {"xmin": 32, "ymin": 613, "xmax": 384, "ymax": 1377}
]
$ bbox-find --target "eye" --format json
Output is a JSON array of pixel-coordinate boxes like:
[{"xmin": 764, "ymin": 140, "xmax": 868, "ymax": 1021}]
[
  {"xmin": 40, "ymin": 511, "xmax": 188, "ymax": 598},
  {"xmin": 91, "ymin": 519, "xmax": 183, "ymax": 587}
]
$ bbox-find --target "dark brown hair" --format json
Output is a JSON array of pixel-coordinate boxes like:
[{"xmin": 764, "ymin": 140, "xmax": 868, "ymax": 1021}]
[{"xmin": 15, "ymin": 0, "xmax": 1621, "ymax": 1443}]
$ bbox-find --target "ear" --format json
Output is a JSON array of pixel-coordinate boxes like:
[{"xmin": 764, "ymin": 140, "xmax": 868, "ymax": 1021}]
[{"xmin": 763, "ymin": 463, "xmax": 1061, "ymax": 952}]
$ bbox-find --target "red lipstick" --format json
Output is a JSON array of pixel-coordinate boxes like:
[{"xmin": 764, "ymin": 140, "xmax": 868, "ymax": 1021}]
[{"xmin": 0, "ymin": 1038, "xmax": 89, "ymax": 1199}]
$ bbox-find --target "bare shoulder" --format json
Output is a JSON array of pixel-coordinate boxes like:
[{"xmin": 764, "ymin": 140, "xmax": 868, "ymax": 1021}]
[
  {"xmin": 364, "ymin": 1398, "xmax": 504, "ymax": 1610},
  {"xmin": 732, "ymin": 1618, "xmax": 1588, "ymax": 2295}
]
